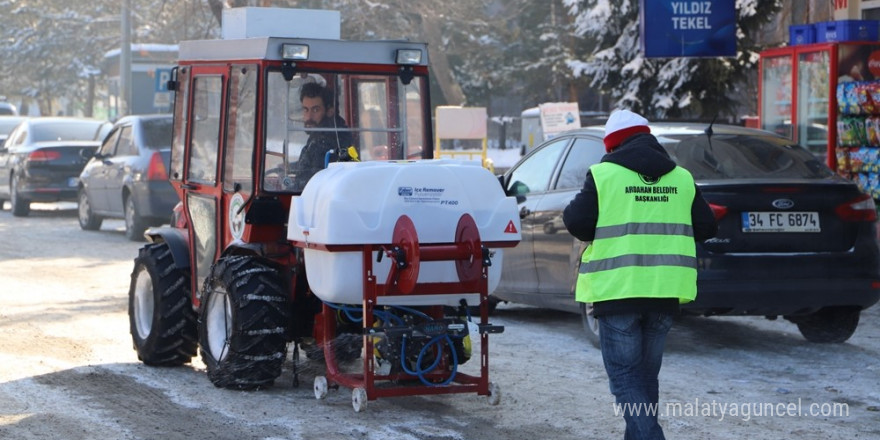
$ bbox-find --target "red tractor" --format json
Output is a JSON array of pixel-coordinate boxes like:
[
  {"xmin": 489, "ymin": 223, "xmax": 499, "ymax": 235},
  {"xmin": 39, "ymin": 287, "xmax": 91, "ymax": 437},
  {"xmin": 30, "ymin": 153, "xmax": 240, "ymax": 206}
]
[{"xmin": 127, "ymin": 9, "xmax": 518, "ymax": 411}]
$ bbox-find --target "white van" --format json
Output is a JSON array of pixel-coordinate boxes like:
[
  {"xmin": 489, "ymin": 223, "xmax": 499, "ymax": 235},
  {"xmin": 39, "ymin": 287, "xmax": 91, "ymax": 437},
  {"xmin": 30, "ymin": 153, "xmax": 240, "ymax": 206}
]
[{"xmin": 520, "ymin": 105, "xmax": 608, "ymax": 154}]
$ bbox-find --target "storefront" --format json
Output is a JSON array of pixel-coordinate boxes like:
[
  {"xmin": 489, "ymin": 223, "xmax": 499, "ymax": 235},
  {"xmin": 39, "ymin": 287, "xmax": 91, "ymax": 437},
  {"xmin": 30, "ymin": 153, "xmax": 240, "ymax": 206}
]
[{"xmin": 760, "ymin": 22, "xmax": 880, "ymax": 198}]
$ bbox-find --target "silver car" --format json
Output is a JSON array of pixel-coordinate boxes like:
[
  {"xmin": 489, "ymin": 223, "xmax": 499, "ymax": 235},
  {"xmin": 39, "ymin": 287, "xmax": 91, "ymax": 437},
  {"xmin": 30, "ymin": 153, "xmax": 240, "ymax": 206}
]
[{"xmin": 78, "ymin": 115, "xmax": 177, "ymax": 241}]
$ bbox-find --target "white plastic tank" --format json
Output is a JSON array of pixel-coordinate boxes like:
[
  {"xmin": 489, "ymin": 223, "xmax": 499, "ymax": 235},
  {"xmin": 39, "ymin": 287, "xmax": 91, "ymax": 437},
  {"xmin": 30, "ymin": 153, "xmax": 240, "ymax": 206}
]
[{"xmin": 288, "ymin": 160, "xmax": 521, "ymax": 306}]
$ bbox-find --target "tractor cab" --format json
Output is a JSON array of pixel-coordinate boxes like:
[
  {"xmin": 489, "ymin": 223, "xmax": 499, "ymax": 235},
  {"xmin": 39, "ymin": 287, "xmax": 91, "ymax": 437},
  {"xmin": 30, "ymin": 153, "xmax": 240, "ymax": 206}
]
[{"xmin": 164, "ymin": 23, "xmax": 432, "ymax": 299}]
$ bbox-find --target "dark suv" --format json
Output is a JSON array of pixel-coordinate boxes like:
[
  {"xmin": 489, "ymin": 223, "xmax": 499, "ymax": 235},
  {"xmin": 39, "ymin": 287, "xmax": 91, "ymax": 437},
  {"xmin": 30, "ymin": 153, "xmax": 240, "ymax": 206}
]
[{"xmin": 77, "ymin": 115, "xmax": 177, "ymax": 240}]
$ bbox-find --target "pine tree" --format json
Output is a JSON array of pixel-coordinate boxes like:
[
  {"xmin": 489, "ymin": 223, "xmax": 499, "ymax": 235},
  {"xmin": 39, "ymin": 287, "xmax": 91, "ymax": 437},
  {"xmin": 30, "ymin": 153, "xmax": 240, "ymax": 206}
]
[{"xmin": 564, "ymin": 0, "xmax": 781, "ymax": 120}]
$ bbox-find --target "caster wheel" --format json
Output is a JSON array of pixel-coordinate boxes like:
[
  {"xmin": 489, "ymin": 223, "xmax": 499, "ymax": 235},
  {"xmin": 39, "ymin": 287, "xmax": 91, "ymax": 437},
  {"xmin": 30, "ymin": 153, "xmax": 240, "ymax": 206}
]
[
  {"xmin": 487, "ymin": 382, "xmax": 501, "ymax": 406},
  {"xmin": 352, "ymin": 387, "xmax": 368, "ymax": 412},
  {"xmin": 314, "ymin": 376, "xmax": 328, "ymax": 400}
]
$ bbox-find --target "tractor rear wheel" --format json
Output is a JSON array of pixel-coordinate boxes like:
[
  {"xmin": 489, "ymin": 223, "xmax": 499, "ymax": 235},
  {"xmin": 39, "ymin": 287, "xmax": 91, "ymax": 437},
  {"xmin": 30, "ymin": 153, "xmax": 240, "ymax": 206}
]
[
  {"xmin": 129, "ymin": 242, "xmax": 198, "ymax": 366},
  {"xmin": 199, "ymin": 255, "xmax": 291, "ymax": 390}
]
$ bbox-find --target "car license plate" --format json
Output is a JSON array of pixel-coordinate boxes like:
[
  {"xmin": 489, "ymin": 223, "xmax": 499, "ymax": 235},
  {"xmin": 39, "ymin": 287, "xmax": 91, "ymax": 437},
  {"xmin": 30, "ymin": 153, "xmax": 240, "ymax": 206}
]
[
  {"xmin": 68, "ymin": 177, "xmax": 79, "ymax": 187},
  {"xmin": 741, "ymin": 211, "xmax": 820, "ymax": 233}
]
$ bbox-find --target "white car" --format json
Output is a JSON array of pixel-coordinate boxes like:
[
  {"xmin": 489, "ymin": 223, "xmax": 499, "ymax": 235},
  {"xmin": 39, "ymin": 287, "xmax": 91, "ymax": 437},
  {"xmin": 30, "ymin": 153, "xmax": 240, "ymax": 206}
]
[{"xmin": 0, "ymin": 102, "xmax": 19, "ymax": 116}]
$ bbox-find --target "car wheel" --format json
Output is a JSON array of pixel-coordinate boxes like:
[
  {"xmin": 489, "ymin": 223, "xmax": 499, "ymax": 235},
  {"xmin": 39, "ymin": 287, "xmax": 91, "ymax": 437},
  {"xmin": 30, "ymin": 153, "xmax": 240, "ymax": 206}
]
[
  {"xmin": 10, "ymin": 174, "xmax": 30, "ymax": 217},
  {"xmin": 794, "ymin": 306, "xmax": 860, "ymax": 343},
  {"xmin": 124, "ymin": 195, "xmax": 148, "ymax": 241},
  {"xmin": 129, "ymin": 242, "xmax": 198, "ymax": 366},
  {"xmin": 580, "ymin": 302, "xmax": 600, "ymax": 348},
  {"xmin": 77, "ymin": 188, "xmax": 103, "ymax": 230},
  {"xmin": 199, "ymin": 255, "xmax": 291, "ymax": 390},
  {"xmin": 484, "ymin": 295, "xmax": 501, "ymax": 314}
]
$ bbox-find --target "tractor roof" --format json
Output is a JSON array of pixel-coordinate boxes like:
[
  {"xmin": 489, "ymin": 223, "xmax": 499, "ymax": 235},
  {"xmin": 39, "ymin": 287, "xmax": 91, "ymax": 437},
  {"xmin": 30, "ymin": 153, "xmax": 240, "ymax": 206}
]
[{"xmin": 178, "ymin": 37, "xmax": 429, "ymax": 66}]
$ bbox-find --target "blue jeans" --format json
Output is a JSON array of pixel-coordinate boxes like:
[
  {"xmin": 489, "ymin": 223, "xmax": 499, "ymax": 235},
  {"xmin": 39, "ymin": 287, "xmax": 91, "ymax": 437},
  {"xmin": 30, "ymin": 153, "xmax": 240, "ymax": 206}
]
[{"xmin": 599, "ymin": 312, "xmax": 673, "ymax": 440}]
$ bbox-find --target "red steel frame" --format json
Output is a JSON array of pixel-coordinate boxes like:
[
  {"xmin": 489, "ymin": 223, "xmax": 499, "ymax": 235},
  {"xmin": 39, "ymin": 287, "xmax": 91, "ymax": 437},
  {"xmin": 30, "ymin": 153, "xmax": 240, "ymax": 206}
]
[
  {"xmin": 292, "ymin": 214, "xmax": 516, "ymax": 401},
  {"xmin": 759, "ymin": 43, "xmax": 839, "ymax": 169}
]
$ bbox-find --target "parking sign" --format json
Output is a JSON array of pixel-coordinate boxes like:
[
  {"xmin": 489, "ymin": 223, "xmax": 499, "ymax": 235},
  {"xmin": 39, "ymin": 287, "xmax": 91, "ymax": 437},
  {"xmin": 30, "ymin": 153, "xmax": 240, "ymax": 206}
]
[{"xmin": 155, "ymin": 68, "xmax": 172, "ymax": 92}]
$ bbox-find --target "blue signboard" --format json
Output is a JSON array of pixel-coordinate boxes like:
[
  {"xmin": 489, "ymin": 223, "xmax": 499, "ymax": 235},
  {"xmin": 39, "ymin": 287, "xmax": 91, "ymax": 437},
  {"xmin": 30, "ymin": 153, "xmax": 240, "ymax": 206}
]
[{"xmin": 640, "ymin": 0, "xmax": 736, "ymax": 58}]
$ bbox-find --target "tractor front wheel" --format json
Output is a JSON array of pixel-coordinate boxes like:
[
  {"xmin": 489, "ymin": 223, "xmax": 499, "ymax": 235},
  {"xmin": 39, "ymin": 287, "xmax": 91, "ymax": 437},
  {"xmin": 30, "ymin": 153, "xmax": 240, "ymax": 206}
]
[{"xmin": 199, "ymin": 255, "xmax": 291, "ymax": 390}]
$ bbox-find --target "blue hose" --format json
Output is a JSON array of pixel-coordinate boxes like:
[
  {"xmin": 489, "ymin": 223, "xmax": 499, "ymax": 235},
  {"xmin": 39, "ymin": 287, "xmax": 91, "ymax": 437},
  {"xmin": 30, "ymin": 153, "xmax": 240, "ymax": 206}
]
[
  {"xmin": 324, "ymin": 149, "xmax": 334, "ymax": 168},
  {"xmin": 323, "ymin": 301, "xmax": 460, "ymax": 386},
  {"xmin": 322, "ymin": 301, "xmax": 403, "ymax": 325},
  {"xmin": 389, "ymin": 305, "xmax": 431, "ymax": 320},
  {"xmin": 400, "ymin": 334, "xmax": 459, "ymax": 386}
]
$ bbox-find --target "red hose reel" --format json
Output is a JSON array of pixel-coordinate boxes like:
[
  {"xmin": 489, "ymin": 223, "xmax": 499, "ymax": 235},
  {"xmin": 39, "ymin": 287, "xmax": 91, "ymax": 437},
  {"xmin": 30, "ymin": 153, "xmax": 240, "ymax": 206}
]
[{"xmin": 383, "ymin": 213, "xmax": 484, "ymax": 294}]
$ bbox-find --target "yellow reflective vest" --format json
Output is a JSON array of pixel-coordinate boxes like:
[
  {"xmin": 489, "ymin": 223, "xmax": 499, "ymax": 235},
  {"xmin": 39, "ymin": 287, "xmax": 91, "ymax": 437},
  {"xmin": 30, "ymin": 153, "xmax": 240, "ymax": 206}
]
[{"xmin": 576, "ymin": 162, "xmax": 698, "ymax": 304}]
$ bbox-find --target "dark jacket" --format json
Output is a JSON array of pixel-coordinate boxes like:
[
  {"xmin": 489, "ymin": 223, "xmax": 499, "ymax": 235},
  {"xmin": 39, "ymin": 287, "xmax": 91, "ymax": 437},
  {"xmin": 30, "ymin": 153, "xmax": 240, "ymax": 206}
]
[
  {"xmin": 293, "ymin": 115, "xmax": 354, "ymax": 189},
  {"xmin": 562, "ymin": 132, "xmax": 718, "ymax": 316}
]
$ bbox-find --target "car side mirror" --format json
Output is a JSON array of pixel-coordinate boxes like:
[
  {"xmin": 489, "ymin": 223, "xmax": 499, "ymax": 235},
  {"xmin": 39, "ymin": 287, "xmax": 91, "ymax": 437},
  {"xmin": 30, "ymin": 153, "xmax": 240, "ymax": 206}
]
[{"xmin": 510, "ymin": 180, "xmax": 530, "ymax": 196}]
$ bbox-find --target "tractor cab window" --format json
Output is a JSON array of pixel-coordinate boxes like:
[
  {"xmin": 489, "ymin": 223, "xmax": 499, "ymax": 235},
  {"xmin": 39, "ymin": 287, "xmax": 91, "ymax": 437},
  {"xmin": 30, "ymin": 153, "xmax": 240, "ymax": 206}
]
[{"xmin": 263, "ymin": 71, "xmax": 428, "ymax": 193}]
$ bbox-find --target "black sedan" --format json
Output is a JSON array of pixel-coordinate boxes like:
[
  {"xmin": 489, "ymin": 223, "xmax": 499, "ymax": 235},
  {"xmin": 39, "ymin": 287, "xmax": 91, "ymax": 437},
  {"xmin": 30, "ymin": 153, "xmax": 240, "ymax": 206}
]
[
  {"xmin": 78, "ymin": 115, "xmax": 177, "ymax": 241},
  {"xmin": 495, "ymin": 123, "xmax": 880, "ymax": 344},
  {"xmin": 0, "ymin": 117, "xmax": 107, "ymax": 216}
]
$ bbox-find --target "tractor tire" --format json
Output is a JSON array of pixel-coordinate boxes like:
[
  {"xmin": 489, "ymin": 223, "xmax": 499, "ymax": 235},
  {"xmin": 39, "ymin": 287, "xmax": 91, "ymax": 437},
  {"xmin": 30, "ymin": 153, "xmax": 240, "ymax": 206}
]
[
  {"xmin": 199, "ymin": 255, "xmax": 291, "ymax": 390},
  {"xmin": 128, "ymin": 242, "xmax": 198, "ymax": 366}
]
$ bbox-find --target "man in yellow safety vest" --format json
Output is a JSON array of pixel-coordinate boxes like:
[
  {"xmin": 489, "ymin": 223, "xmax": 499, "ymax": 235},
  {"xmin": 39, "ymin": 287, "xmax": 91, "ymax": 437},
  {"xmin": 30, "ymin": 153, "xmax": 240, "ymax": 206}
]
[{"xmin": 563, "ymin": 109, "xmax": 717, "ymax": 440}]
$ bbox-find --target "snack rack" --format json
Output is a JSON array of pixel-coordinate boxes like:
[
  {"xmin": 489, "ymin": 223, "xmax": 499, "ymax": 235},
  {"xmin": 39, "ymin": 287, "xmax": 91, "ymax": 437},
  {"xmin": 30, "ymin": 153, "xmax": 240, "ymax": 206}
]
[{"xmin": 760, "ymin": 41, "xmax": 880, "ymax": 199}]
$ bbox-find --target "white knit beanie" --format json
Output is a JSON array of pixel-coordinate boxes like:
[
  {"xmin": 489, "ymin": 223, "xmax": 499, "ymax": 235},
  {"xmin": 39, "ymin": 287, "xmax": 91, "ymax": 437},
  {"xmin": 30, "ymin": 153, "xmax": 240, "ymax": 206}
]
[{"xmin": 604, "ymin": 109, "xmax": 650, "ymax": 152}]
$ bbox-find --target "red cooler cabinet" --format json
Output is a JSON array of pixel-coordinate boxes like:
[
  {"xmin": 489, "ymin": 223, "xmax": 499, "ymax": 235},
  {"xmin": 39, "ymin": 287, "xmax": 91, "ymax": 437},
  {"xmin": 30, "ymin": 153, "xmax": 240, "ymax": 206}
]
[{"xmin": 760, "ymin": 42, "xmax": 880, "ymax": 198}]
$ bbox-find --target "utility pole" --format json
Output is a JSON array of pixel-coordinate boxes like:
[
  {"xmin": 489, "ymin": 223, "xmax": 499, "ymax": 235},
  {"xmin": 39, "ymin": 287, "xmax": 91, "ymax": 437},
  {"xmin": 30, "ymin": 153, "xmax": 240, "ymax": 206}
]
[{"xmin": 120, "ymin": 0, "xmax": 132, "ymax": 117}]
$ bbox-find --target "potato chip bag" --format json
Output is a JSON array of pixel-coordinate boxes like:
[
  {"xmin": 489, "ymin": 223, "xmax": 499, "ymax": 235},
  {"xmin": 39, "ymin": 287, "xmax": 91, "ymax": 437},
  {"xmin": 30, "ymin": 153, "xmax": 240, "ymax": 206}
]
[
  {"xmin": 866, "ymin": 116, "xmax": 880, "ymax": 146},
  {"xmin": 836, "ymin": 147, "xmax": 849, "ymax": 172},
  {"xmin": 866, "ymin": 147, "xmax": 880, "ymax": 172},
  {"xmin": 857, "ymin": 173, "xmax": 870, "ymax": 192},
  {"xmin": 838, "ymin": 117, "xmax": 867, "ymax": 146},
  {"xmin": 869, "ymin": 172, "xmax": 880, "ymax": 198},
  {"xmin": 858, "ymin": 82, "xmax": 877, "ymax": 114},
  {"xmin": 850, "ymin": 147, "xmax": 864, "ymax": 172},
  {"xmin": 845, "ymin": 82, "xmax": 862, "ymax": 115}
]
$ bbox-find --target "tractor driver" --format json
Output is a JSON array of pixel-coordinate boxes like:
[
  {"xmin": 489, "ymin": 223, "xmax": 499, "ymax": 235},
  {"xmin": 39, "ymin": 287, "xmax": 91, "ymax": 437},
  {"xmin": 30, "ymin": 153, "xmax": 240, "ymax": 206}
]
[{"xmin": 292, "ymin": 82, "xmax": 354, "ymax": 189}]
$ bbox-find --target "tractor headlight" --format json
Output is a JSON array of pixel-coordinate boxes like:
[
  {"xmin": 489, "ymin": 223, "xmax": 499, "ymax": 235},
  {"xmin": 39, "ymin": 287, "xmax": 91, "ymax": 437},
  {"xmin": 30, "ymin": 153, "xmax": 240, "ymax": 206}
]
[
  {"xmin": 395, "ymin": 49, "xmax": 422, "ymax": 65},
  {"xmin": 281, "ymin": 44, "xmax": 309, "ymax": 60}
]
